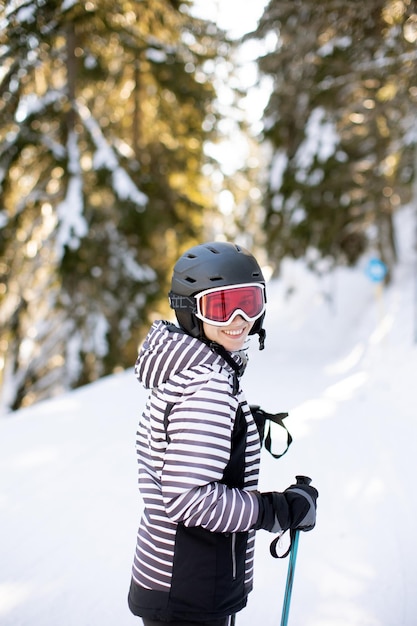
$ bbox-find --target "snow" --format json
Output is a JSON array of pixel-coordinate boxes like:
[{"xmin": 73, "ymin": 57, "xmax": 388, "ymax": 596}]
[
  {"xmin": 56, "ymin": 131, "xmax": 87, "ymax": 257},
  {"xmin": 1, "ymin": 205, "xmax": 417, "ymax": 626},
  {"xmin": 270, "ymin": 150, "xmax": 288, "ymax": 192},
  {"xmin": 295, "ymin": 107, "xmax": 339, "ymax": 183},
  {"xmin": 191, "ymin": 0, "xmax": 268, "ymax": 40},
  {"xmin": 77, "ymin": 103, "xmax": 148, "ymax": 208},
  {"xmin": 61, "ymin": 0, "xmax": 77, "ymax": 11},
  {"xmin": 15, "ymin": 91, "xmax": 63, "ymax": 123},
  {"xmin": 145, "ymin": 48, "xmax": 168, "ymax": 64},
  {"xmin": 10, "ymin": 3, "xmax": 36, "ymax": 24},
  {"xmin": 317, "ymin": 36, "xmax": 352, "ymax": 58}
]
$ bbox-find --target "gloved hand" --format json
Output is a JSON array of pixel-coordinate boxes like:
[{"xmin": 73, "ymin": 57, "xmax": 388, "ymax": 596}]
[
  {"xmin": 284, "ymin": 483, "xmax": 318, "ymax": 531},
  {"xmin": 254, "ymin": 483, "xmax": 318, "ymax": 533},
  {"xmin": 253, "ymin": 492, "xmax": 290, "ymax": 533}
]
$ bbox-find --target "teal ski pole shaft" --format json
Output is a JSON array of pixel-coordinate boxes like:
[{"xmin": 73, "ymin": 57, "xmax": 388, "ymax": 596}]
[
  {"xmin": 280, "ymin": 530, "xmax": 300, "ymax": 626},
  {"xmin": 279, "ymin": 475, "xmax": 312, "ymax": 626}
]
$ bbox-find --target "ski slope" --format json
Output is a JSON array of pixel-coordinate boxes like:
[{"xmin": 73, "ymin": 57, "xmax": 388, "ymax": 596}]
[{"xmin": 1, "ymin": 206, "xmax": 416, "ymax": 626}]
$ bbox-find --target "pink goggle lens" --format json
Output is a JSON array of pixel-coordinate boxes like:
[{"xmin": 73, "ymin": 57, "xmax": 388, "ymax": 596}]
[{"xmin": 196, "ymin": 284, "xmax": 265, "ymax": 325}]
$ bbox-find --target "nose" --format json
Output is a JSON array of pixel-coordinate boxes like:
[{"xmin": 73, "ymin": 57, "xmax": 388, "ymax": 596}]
[{"xmin": 228, "ymin": 312, "xmax": 245, "ymax": 324}]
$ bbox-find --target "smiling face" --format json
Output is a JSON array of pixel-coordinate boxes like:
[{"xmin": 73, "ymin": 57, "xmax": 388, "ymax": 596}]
[{"xmin": 202, "ymin": 316, "xmax": 254, "ymax": 352}]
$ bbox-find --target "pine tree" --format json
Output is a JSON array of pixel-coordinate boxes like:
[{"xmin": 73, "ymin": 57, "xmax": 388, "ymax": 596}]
[
  {"xmin": 0, "ymin": 0, "xmax": 228, "ymax": 410},
  {"xmin": 250, "ymin": 0, "xmax": 417, "ymax": 274}
]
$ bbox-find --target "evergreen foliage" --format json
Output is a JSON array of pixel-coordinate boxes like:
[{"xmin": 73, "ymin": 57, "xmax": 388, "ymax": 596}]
[
  {"xmin": 4, "ymin": 0, "xmax": 417, "ymax": 411},
  {"xmin": 0, "ymin": 0, "xmax": 228, "ymax": 410},
  {"xmin": 251, "ymin": 0, "xmax": 417, "ymax": 273}
]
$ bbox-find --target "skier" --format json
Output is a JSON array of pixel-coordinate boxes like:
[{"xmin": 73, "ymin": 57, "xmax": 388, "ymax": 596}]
[{"xmin": 127, "ymin": 241, "xmax": 318, "ymax": 626}]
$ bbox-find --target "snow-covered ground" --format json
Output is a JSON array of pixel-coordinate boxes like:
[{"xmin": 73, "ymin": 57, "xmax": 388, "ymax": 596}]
[{"xmin": 1, "ymin": 206, "xmax": 416, "ymax": 626}]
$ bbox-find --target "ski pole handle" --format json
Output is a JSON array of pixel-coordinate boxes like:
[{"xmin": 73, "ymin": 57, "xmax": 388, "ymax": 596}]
[
  {"xmin": 270, "ymin": 476, "xmax": 312, "ymax": 559},
  {"xmin": 295, "ymin": 475, "xmax": 312, "ymax": 486}
]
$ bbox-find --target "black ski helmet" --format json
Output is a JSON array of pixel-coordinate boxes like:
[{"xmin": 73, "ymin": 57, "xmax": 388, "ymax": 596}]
[{"xmin": 169, "ymin": 241, "xmax": 266, "ymax": 349}]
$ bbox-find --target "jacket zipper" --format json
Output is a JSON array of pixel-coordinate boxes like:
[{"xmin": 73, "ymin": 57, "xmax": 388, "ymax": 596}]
[{"xmin": 231, "ymin": 533, "xmax": 237, "ymax": 580}]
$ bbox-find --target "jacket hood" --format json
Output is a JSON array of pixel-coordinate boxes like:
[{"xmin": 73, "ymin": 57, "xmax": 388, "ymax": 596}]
[{"xmin": 135, "ymin": 320, "xmax": 245, "ymax": 390}]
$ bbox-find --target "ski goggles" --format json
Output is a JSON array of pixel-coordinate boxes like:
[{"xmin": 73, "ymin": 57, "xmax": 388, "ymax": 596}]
[{"xmin": 194, "ymin": 283, "xmax": 266, "ymax": 326}]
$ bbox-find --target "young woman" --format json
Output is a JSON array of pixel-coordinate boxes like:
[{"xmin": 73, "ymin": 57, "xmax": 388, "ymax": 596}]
[{"xmin": 128, "ymin": 242, "xmax": 318, "ymax": 626}]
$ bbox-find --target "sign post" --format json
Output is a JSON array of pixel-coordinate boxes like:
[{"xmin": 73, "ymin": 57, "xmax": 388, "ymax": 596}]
[
  {"xmin": 365, "ymin": 257, "xmax": 388, "ymax": 284},
  {"xmin": 365, "ymin": 257, "xmax": 388, "ymax": 330}
]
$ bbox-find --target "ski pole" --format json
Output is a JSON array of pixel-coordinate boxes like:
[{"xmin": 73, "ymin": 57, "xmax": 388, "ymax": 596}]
[{"xmin": 280, "ymin": 475, "xmax": 312, "ymax": 626}]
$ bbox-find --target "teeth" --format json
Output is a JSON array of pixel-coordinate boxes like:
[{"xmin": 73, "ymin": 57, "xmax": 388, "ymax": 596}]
[{"xmin": 224, "ymin": 329, "xmax": 243, "ymax": 336}]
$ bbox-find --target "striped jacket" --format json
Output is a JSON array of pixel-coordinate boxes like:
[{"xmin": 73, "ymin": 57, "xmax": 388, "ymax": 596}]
[{"xmin": 128, "ymin": 320, "xmax": 262, "ymax": 621}]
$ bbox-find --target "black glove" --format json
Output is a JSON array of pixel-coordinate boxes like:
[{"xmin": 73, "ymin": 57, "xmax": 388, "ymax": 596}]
[
  {"xmin": 253, "ymin": 492, "xmax": 290, "ymax": 533},
  {"xmin": 284, "ymin": 483, "xmax": 318, "ymax": 531},
  {"xmin": 254, "ymin": 483, "xmax": 318, "ymax": 533}
]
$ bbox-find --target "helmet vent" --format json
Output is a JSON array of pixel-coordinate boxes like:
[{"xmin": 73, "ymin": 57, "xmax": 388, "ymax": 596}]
[{"xmin": 185, "ymin": 275, "xmax": 197, "ymax": 283}]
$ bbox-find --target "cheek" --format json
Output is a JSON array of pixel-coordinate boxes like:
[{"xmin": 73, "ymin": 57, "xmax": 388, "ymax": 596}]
[{"xmin": 202, "ymin": 322, "xmax": 218, "ymax": 342}]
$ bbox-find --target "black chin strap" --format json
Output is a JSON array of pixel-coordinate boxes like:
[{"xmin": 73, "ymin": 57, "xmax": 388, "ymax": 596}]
[
  {"xmin": 258, "ymin": 328, "xmax": 266, "ymax": 350},
  {"xmin": 207, "ymin": 341, "xmax": 244, "ymax": 395}
]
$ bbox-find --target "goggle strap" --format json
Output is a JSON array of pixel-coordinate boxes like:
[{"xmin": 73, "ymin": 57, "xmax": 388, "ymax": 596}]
[{"xmin": 169, "ymin": 291, "xmax": 197, "ymax": 313}]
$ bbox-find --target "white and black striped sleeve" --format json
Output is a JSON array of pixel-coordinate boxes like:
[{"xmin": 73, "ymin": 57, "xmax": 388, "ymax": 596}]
[{"xmin": 159, "ymin": 366, "xmax": 259, "ymax": 533}]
